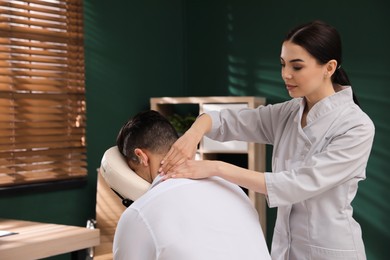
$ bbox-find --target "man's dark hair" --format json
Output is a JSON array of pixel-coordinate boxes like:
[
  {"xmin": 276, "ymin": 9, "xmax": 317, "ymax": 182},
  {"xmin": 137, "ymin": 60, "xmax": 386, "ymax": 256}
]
[{"xmin": 116, "ymin": 110, "xmax": 179, "ymax": 163}]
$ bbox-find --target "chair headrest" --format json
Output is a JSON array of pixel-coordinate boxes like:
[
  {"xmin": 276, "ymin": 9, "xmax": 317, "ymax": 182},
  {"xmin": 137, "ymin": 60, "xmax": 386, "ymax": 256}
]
[{"xmin": 100, "ymin": 146, "xmax": 151, "ymax": 202}]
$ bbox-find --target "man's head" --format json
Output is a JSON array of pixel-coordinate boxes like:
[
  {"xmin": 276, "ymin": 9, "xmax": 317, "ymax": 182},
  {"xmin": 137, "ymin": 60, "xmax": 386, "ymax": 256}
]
[{"xmin": 116, "ymin": 110, "xmax": 178, "ymax": 182}]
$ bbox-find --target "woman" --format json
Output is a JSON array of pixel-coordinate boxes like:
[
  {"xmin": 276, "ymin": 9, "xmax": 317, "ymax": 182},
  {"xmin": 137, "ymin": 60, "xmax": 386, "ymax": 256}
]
[{"xmin": 159, "ymin": 21, "xmax": 374, "ymax": 260}]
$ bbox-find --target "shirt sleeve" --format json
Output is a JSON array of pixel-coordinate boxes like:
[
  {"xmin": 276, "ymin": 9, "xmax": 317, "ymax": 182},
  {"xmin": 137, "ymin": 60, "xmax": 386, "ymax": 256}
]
[
  {"xmin": 206, "ymin": 100, "xmax": 298, "ymax": 145},
  {"xmin": 113, "ymin": 208, "xmax": 156, "ymax": 260},
  {"xmin": 265, "ymin": 120, "xmax": 375, "ymax": 207}
]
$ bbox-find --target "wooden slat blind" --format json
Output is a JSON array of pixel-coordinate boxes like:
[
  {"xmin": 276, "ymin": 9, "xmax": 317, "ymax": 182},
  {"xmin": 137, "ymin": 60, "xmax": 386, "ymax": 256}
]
[{"xmin": 0, "ymin": 0, "xmax": 86, "ymax": 187}]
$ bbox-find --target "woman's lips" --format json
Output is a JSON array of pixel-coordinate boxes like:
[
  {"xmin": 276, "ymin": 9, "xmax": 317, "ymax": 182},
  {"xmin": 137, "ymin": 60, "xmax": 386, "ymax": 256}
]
[{"xmin": 286, "ymin": 84, "xmax": 297, "ymax": 91}]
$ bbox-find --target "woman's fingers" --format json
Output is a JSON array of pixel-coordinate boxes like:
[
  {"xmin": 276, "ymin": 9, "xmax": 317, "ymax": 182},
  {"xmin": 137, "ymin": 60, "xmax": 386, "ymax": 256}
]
[
  {"xmin": 161, "ymin": 164, "xmax": 188, "ymax": 180},
  {"xmin": 162, "ymin": 160, "xmax": 216, "ymax": 181},
  {"xmin": 160, "ymin": 155, "xmax": 186, "ymax": 175},
  {"xmin": 160, "ymin": 140, "xmax": 194, "ymax": 174},
  {"xmin": 160, "ymin": 145, "xmax": 181, "ymax": 170}
]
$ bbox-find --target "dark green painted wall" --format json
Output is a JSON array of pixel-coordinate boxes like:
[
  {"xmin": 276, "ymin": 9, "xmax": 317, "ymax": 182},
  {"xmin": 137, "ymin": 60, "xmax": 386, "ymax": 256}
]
[{"xmin": 0, "ymin": 1, "xmax": 388, "ymax": 259}]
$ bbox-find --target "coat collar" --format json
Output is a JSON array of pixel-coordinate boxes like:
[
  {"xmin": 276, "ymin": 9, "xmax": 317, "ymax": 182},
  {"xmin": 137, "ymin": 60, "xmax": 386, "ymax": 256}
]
[{"xmin": 300, "ymin": 86, "xmax": 354, "ymax": 125}]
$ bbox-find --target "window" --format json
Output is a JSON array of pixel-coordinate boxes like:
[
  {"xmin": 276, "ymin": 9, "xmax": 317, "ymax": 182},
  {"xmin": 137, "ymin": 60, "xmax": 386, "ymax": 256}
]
[{"xmin": 0, "ymin": 0, "xmax": 86, "ymax": 187}]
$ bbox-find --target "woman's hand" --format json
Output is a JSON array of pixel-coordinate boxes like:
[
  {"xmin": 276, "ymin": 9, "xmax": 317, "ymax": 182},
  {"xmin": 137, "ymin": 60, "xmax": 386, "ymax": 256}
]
[
  {"xmin": 162, "ymin": 160, "xmax": 220, "ymax": 180},
  {"xmin": 159, "ymin": 113, "xmax": 212, "ymax": 175},
  {"xmin": 164, "ymin": 159, "xmax": 268, "ymax": 195},
  {"xmin": 159, "ymin": 130, "xmax": 199, "ymax": 174}
]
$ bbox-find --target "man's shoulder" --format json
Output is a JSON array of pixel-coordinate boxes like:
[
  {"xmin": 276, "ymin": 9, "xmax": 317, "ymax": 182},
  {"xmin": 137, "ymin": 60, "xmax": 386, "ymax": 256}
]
[
  {"xmin": 130, "ymin": 176, "xmax": 246, "ymax": 209},
  {"xmin": 129, "ymin": 177, "xmax": 197, "ymax": 208}
]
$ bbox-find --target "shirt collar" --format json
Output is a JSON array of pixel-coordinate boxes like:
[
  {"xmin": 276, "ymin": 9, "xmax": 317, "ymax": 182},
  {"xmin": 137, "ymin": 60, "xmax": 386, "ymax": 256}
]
[{"xmin": 149, "ymin": 174, "xmax": 164, "ymax": 190}]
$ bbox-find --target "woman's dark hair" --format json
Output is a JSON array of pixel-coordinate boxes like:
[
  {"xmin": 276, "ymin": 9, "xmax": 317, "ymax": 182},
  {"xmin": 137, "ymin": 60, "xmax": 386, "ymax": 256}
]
[
  {"xmin": 116, "ymin": 110, "xmax": 179, "ymax": 163},
  {"xmin": 284, "ymin": 20, "xmax": 359, "ymax": 106}
]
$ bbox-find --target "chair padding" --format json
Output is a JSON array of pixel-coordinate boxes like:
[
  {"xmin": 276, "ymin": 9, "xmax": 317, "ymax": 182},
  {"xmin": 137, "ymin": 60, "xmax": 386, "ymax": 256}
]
[{"xmin": 100, "ymin": 146, "xmax": 150, "ymax": 202}]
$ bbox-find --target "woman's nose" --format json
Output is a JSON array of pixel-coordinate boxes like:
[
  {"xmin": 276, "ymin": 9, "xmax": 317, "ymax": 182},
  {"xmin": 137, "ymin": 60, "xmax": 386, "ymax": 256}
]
[{"xmin": 282, "ymin": 70, "xmax": 292, "ymax": 80}]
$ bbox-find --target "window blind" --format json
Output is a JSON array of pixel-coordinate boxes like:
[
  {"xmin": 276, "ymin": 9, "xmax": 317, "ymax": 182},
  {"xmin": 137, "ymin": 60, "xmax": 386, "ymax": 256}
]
[{"xmin": 0, "ymin": 0, "xmax": 86, "ymax": 186}]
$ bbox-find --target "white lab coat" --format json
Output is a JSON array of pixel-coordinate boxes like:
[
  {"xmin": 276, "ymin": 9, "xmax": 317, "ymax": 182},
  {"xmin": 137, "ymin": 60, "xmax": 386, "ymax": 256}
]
[{"xmin": 206, "ymin": 87, "xmax": 375, "ymax": 260}]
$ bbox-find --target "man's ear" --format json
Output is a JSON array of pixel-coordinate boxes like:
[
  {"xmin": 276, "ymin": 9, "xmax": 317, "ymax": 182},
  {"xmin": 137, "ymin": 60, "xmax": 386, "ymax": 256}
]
[{"xmin": 134, "ymin": 148, "xmax": 149, "ymax": 166}]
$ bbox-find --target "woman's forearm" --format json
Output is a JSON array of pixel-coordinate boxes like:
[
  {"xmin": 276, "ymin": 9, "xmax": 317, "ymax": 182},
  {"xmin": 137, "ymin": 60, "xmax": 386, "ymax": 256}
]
[
  {"xmin": 215, "ymin": 161, "xmax": 268, "ymax": 195},
  {"xmin": 189, "ymin": 115, "xmax": 267, "ymax": 194},
  {"xmin": 187, "ymin": 113, "xmax": 212, "ymax": 142}
]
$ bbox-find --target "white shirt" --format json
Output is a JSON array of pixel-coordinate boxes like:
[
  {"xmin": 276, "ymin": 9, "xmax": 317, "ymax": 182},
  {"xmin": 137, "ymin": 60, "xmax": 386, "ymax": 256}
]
[
  {"xmin": 206, "ymin": 87, "xmax": 375, "ymax": 260},
  {"xmin": 113, "ymin": 175, "xmax": 271, "ymax": 260}
]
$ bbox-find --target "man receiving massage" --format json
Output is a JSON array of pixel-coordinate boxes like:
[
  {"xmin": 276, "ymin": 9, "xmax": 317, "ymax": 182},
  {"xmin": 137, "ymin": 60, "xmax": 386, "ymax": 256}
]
[{"xmin": 113, "ymin": 110, "xmax": 270, "ymax": 260}]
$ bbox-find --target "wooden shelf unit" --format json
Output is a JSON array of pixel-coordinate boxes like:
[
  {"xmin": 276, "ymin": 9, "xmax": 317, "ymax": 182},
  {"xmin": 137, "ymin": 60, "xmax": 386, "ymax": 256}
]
[{"xmin": 150, "ymin": 96, "xmax": 267, "ymax": 234}]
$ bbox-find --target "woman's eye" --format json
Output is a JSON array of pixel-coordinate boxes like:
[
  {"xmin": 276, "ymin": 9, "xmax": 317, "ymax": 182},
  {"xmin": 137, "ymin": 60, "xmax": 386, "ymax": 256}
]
[
  {"xmin": 293, "ymin": 67, "xmax": 302, "ymax": 71},
  {"xmin": 280, "ymin": 63, "xmax": 285, "ymax": 67}
]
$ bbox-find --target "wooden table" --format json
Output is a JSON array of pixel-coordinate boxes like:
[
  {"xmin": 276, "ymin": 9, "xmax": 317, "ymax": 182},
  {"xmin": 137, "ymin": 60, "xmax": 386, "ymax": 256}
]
[{"xmin": 0, "ymin": 219, "xmax": 100, "ymax": 260}]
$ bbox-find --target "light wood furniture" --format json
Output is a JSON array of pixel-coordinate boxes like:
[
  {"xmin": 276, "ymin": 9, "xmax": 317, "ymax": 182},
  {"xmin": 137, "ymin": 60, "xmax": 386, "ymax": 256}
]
[
  {"xmin": 94, "ymin": 169, "xmax": 126, "ymax": 260},
  {"xmin": 150, "ymin": 96, "xmax": 267, "ymax": 234},
  {"xmin": 0, "ymin": 219, "xmax": 100, "ymax": 260}
]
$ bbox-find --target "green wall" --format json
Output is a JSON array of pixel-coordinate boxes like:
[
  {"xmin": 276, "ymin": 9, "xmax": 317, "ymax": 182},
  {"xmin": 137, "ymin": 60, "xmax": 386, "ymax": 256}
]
[
  {"xmin": 84, "ymin": 0, "xmax": 185, "ymax": 209},
  {"xmin": 0, "ymin": 1, "xmax": 388, "ymax": 259}
]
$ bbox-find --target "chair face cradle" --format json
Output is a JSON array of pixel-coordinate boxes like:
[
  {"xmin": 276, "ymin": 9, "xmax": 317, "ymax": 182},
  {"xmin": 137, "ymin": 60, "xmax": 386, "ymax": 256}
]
[{"xmin": 100, "ymin": 146, "xmax": 151, "ymax": 205}]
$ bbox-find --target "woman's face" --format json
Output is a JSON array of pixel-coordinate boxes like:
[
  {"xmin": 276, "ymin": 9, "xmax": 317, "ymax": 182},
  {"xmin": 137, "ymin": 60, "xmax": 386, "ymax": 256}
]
[{"xmin": 280, "ymin": 41, "xmax": 330, "ymax": 101}]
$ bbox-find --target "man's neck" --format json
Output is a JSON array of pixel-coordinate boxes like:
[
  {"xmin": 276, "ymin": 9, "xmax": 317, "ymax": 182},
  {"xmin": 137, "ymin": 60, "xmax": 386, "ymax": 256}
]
[{"xmin": 149, "ymin": 155, "xmax": 164, "ymax": 181}]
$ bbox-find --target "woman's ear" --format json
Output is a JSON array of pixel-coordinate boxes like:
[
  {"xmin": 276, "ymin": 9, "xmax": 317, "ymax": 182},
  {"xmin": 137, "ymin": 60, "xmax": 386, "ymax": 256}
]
[
  {"xmin": 134, "ymin": 148, "xmax": 149, "ymax": 166},
  {"xmin": 326, "ymin": 59, "xmax": 337, "ymax": 76}
]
